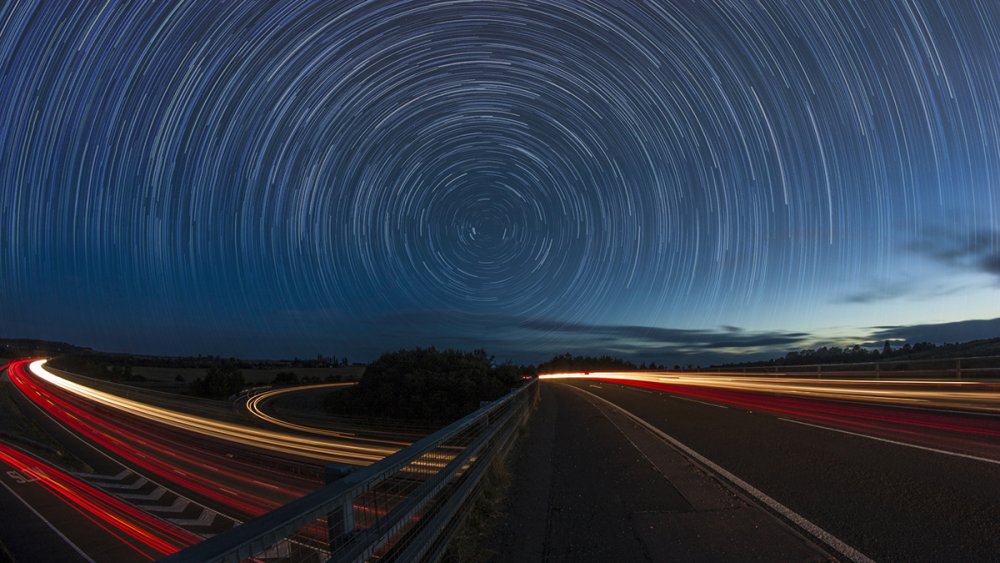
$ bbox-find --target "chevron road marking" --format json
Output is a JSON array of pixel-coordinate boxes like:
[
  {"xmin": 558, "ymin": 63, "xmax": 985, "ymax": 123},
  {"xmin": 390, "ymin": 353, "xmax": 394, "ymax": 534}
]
[
  {"xmin": 100, "ymin": 477, "xmax": 149, "ymax": 491},
  {"xmin": 167, "ymin": 510, "xmax": 217, "ymax": 528},
  {"xmin": 142, "ymin": 496, "xmax": 191, "ymax": 514},
  {"xmin": 118, "ymin": 486, "xmax": 168, "ymax": 502},
  {"xmin": 78, "ymin": 469, "xmax": 131, "ymax": 481}
]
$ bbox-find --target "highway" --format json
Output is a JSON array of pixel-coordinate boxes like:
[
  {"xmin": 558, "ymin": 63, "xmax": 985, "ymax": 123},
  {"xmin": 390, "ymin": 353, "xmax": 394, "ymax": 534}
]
[
  {"xmin": 0, "ymin": 440, "xmax": 200, "ymax": 562},
  {"xmin": 6, "ymin": 357, "xmax": 998, "ymax": 561},
  {"xmin": 21, "ymin": 360, "xmax": 399, "ymax": 464},
  {"xmin": 245, "ymin": 383, "xmax": 415, "ymax": 445},
  {"xmin": 6, "ymin": 360, "xmax": 390, "ymax": 521},
  {"xmin": 3, "ymin": 359, "xmax": 424, "ymax": 559},
  {"xmin": 546, "ymin": 373, "xmax": 1000, "ymax": 562}
]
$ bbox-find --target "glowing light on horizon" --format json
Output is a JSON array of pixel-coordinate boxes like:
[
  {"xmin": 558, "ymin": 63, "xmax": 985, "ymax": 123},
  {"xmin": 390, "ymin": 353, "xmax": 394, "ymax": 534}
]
[{"xmin": 539, "ymin": 371, "xmax": 1000, "ymax": 413}]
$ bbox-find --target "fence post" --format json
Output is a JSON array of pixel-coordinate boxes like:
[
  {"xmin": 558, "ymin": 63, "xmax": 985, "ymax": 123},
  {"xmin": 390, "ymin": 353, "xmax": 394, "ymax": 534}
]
[
  {"xmin": 955, "ymin": 359, "xmax": 962, "ymax": 380},
  {"xmin": 875, "ymin": 363, "xmax": 880, "ymax": 379}
]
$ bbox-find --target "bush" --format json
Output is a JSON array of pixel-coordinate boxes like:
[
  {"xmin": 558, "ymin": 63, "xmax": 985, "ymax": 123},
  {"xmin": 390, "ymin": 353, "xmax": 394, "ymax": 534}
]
[
  {"xmin": 189, "ymin": 363, "xmax": 244, "ymax": 399},
  {"xmin": 325, "ymin": 348, "xmax": 524, "ymax": 422}
]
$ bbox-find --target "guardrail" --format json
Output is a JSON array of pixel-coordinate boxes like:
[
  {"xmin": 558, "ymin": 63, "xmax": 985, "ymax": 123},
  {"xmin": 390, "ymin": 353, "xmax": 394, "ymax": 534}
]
[
  {"xmin": 707, "ymin": 354, "xmax": 1000, "ymax": 379},
  {"xmin": 162, "ymin": 378, "xmax": 538, "ymax": 563}
]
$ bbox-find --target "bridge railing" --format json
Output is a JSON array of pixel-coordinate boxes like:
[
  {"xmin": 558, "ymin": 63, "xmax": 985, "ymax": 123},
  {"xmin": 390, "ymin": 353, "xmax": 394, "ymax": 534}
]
[
  {"xmin": 162, "ymin": 378, "xmax": 538, "ymax": 563},
  {"xmin": 705, "ymin": 354, "xmax": 1000, "ymax": 379}
]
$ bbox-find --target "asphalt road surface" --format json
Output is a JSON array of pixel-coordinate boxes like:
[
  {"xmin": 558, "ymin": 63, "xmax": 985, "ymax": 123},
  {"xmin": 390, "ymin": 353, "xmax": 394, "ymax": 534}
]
[{"xmin": 555, "ymin": 379, "xmax": 1000, "ymax": 562}]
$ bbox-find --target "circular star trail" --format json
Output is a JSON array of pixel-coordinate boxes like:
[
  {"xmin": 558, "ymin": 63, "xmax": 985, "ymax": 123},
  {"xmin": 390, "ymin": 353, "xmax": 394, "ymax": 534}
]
[{"xmin": 1, "ymin": 1, "xmax": 998, "ymax": 358}]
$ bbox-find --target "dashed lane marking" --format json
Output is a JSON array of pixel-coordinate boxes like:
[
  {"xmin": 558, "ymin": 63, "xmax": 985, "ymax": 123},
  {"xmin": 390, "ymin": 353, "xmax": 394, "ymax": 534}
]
[{"xmin": 671, "ymin": 395, "xmax": 728, "ymax": 409}]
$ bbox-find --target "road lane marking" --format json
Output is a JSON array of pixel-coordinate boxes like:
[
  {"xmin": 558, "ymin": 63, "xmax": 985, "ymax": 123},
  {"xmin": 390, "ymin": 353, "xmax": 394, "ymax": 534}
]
[
  {"xmin": 143, "ymin": 496, "xmax": 191, "ymax": 514},
  {"xmin": 167, "ymin": 509, "xmax": 217, "ymax": 528},
  {"xmin": 11, "ymin": 377, "xmax": 244, "ymax": 528},
  {"xmin": 78, "ymin": 469, "xmax": 130, "ymax": 481},
  {"xmin": 0, "ymin": 478, "xmax": 96, "ymax": 562},
  {"xmin": 671, "ymin": 395, "xmax": 728, "ymax": 409},
  {"xmin": 118, "ymin": 486, "xmax": 167, "ymax": 502},
  {"xmin": 778, "ymin": 418, "xmax": 1000, "ymax": 466},
  {"xmin": 7, "ymin": 469, "xmax": 37, "ymax": 484},
  {"xmin": 100, "ymin": 477, "xmax": 149, "ymax": 490},
  {"xmin": 571, "ymin": 385, "xmax": 874, "ymax": 563}
]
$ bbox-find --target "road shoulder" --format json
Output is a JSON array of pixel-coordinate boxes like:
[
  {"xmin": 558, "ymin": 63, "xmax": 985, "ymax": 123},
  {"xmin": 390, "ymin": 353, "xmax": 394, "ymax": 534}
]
[{"xmin": 489, "ymin": 382, "xmax": 833, "ymax": 562}]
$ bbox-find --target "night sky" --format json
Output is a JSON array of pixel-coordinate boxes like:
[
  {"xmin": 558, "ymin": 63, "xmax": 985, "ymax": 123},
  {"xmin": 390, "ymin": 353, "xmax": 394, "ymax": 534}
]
[{"xmin": 2, "ymin": 1, "xmax": 999, "ymax": 364}]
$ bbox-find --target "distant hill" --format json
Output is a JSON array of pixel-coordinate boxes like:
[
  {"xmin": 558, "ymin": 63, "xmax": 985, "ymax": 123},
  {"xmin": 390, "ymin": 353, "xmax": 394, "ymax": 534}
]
[
  {"xmin": 0, "ymin": 337, "xmax": 351, "ymax": 370},
  {"xmin": 0, "ymin": 338, "xmax": 91, "ymax": 359}
]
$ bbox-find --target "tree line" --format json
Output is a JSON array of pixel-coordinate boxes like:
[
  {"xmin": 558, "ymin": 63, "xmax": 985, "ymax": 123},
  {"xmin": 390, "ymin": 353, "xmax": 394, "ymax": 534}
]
[{"xmin": 715, "ymin": 337, "xmax": 1000, "ymax": 369}]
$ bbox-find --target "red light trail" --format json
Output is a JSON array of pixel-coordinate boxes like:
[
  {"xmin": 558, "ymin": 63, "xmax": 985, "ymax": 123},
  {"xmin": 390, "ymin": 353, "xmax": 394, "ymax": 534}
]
[
  {"xmin": 541, "ymin": 371, "xmax": 1000, "ymax": 462},
  {"xmin": 0, "ymin": 441, "xmax": 200, "ymax": 559}
]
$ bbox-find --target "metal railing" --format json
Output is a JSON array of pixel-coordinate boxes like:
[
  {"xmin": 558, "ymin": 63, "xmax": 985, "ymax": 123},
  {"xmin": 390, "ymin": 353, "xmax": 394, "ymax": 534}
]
[
  {"xmin": 707, "ymin": 354, "xmax": 1000, "ymax": 379},
  {"xmin": 162, "ymin": 379, "xmax": 538, "ymax": 563}
]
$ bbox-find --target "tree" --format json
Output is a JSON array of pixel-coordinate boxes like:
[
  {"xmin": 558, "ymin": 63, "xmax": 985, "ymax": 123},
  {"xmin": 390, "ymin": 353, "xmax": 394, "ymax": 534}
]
[
  {"xmin": 190, "ymin": 363, "xmax": 244, "ymax": 399},
  {"xmin": 536, "ymin": 353, "xmax": 636, "ymax": 374},
  {"xmin": 325, "ymin": 347, "xmax": 526, "ymax": 421}
]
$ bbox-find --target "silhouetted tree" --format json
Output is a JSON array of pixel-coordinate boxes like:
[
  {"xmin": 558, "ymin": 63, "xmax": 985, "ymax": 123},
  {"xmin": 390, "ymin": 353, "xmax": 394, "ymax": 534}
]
[
  {"xmin": 536, "ymin": 353, "xmax": 636, "ymax": 373},
  {"xmin": 190, "ymin": 363, "xmax": 244, "ymax": 399},
  {"xmin": 325, "ymin": 347, "xmax": 527, "ymax": 422}
]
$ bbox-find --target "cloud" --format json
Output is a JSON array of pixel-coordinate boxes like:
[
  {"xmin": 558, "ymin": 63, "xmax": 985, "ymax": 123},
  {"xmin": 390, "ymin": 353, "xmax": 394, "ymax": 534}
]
[
  {"xmin": 835, "ymin": 280, "xmax": 913, "ymax": 304},
  {"xmin": 278, "ymin": 308, "xmax": 1000, "ymax": 367},
  {"xmin": 517, "ymin": 318, "xmax": 811, "ymax": 349},
  {"xmin": 869, "ymin": 317, "xmax": 1000, "ymax": 344},
  {"xmin": 909, "ymin": 228, "xmax": 1000, "ymax": 281},
  {"xmin": 335, "ymin": 311, "xmax": 820, "ymax": 364},
  {"xmin": 833, "ymin": 228, "xmax": 1000, "ymax": 304}
]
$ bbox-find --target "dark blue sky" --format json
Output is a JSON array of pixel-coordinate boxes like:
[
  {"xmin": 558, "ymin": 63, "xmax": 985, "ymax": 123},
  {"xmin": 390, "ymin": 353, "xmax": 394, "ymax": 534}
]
[{"xmin": 2, "ymin": 1, "xmax": 998, "ymax": 364}]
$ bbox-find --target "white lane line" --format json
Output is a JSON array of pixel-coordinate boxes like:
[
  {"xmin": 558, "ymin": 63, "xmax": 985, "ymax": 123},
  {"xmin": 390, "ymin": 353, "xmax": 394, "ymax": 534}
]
[
  {"xmin": 778, "ymin": 418, "xmax": 1000, "ymax": 466},
  {"xmin": 573, "ymin": 386, "xmax": 874, "ymax": 563},
  {"xmin": 671, "ymin": 395, "xmax": 728, "ymax": 409},
  {"xmin": 12, "ymin": 370, "xmax": 244, "ymax": 528},
  {"xmin": 0, "ymin": 479, "xmax": 96, "ymax": 563}
]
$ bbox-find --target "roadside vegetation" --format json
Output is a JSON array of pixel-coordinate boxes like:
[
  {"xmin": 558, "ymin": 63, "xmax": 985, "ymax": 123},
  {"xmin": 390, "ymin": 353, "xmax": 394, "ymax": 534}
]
[
  {"xmin": 442, "ymin": 451, "xmax": 513, "ymax": 562},
  {"xmin": 536, "ymin": 353, "xmax": 639, "ymax": 373},
  {"xmin": 324, "ymin": 348, "xmax": 528, "ymax": 422}
]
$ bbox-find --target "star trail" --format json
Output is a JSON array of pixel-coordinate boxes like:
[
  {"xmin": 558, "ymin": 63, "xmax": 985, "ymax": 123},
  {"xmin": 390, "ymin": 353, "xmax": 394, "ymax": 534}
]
[{"xmin": 1, "ymin": 1, "xmax": 998, "ymax": 362}]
